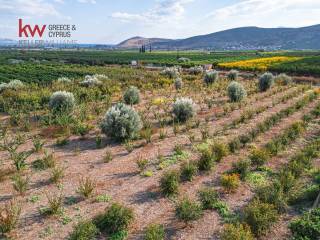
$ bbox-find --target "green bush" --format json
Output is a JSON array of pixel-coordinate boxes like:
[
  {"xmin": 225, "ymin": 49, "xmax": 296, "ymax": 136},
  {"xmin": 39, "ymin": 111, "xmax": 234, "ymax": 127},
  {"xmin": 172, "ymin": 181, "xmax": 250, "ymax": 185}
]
[
  {"xmin": 255, "ymin": 182, "xmax": 288, "ymax": 212},
  {"xmin": 289, "ymin": 208, "xmax": 320, "ymax": 240},
  {"xmin": 232, "ymin": 159, "xmax": 251, "ymax": 180},
  {"xmin": 175, "ymin": 198, "xmax": 203, "ymax": 223},
  {"xmin": 94, "ymin": 203, "xmax": 134, "ymax": 235},
  {"xmin": 212, "ymin": 142, "xmax": 229, "ymax": 162},
  {"xmin": 244, "ymin": 200, "xmax": 279, "ymax": 236},
  {"xmin": 220, "ymin": 174, "xmax": 240, "ymax": 193},
  {"xmin": 198, "ymin": 187, "xmax": 219, "ymax": 210},
  {"xmin": 174, "ymin": 78, "xmax": 183, "ymax": 90},
  {"xmin": 144, "ymin": 223, "xmax": 165, "ymax": 240},
  {"xmin": 197, "ymin": 147, "xmax": 214, "ymax": 171},
  {"xmin": 49, "ymin": 91, "xmax": 75, "ymax": 114},
  {"xmin": 172, "ymin": 97, "xmax": 196, "ymax": 122},
  {"xmin": 180, "ymin": 161, "xmax": 198, "ymax": 182},
  {"xmin": 227, "ymin": 70, "xmax": 239, "ymax": 81},
  {"xmin": 277, "ymin": 169, "xmax": 296, "ymax": 193},
  {"xmin": 220, "ymin": 223, "xmax": 254, "ymax": 240},
  {"xmin": 100, "ymin": 103, "xmax": 142, "ymax": 141},
  {"xmin": 109, "ymin": 230, "xmax": 128, "ymax": 240},
  {"xmin": 259, "ymin": 72, "xmax": 274, "ymax": 92},
  {"xmin": 227, "ymin": 81, "xmax": 247, "ymax": 102},
  {"xmin": 228, "ymin": 138, "xmax": 241, "ymax": 153},
  {"xmin": 0, "ymin": 200, "xmax": 21, "ymax": 234},
  {"xmin": 275, "ymin": 73, "xmax": 292, "ymax": 85},
  {"xmin": 160, "ymin": 170, "xmax": 180, "ymax": 196},
  {"xmin": 123, "ymin": 86, "xmax": 140, "ymax": 105},
  {"xmin": 204, "ymin": 70, "xmax": 219, "ymax": 85},
  {"xmin": 249, "ymin": 148, "xmax": 270, "ymax": 168},
  {"xmin": 69, "ymin": 220, "xmax": 99, "ymax": 240}
]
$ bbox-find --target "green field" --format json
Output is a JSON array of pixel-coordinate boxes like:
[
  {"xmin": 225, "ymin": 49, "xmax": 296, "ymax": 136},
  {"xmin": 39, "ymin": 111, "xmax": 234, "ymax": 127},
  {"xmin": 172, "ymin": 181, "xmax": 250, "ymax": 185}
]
[{"xmin": 0, "ymin": 50, "xmax": 320, "ymax": 83}]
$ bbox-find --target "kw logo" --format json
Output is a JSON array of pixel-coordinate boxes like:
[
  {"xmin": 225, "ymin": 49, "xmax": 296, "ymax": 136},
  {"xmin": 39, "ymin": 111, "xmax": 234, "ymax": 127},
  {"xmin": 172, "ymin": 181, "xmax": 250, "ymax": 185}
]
[{"xmin": 19, "ymin": 19, "xmax": 46, "ymax": 38}]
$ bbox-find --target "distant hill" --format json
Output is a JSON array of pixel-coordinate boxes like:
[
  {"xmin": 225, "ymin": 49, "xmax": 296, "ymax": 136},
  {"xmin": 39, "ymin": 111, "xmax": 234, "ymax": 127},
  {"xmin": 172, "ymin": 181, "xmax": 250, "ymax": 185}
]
[
  {"xmin": 0, "ymin": 38, "xmax": 16, "ymax": 46},
  {"xmin": 117, "ymin": 25, "xmax": 320, "ymax": 50},
  {"xmin": 117, "ymin": 36, "xmax": 174, "ymax": 49}
]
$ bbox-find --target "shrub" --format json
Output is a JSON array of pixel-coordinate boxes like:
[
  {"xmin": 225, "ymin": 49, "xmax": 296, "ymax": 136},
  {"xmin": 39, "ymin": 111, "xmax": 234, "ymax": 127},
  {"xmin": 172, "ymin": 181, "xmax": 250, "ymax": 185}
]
[
  {"xmin": 212, "ymin": 142, "xmax": 229, "ymax": 162},
  {"xmin": 45, "ymin": 191, "xmax": 64, "ymax": 215},
  {"xmin": 0, "ymin": 80, "xmax": 25, "ymax": 93},
  {"xmin": 144, "ymin": 223, "xmax": 165, "ymax": 240},
  {"xmin": 256, "ymin": 182, "xmax": 288, "ymax": 212},
  {"xmin": 32, "ymin": 152, "xmax": 55, "ymax": 170},
  {"xmin": 198, "ymin": 187, "xmax": 219, "ymax": 210},
  {"xmin": 277, "ymin": 169, "xmax": 296, "ymax": 193},
  {"xmin": 172, "ymin": 97, "xmax": 196, "ymax": 122},
  {"xmin": 227, "ymin": 81, "xmax": 247, "ymax": 102},
  {"xmin": 220, "ymin": 223, "xmax": 254, "ymax": 240},
  {"xmin": 12, "ymin": 173, "xmax": 29, "ymax": 195},
  {"xmin": 174, "ymin": 78, "xmax": 183, "ymax": 90},
  {"xmin": 100, "ymin": 103, "xmax": 142, "ymax": 141},
  {"xmin": 94, "ymin": 203, "xmax": 134, "ymax": 234},
  {"xmin": 249, "ymin": 148, "xmax": 270, "ymax": 168},
  {"xmin": 109, "ymin": 230, "xmax": 128, "ymax": 240},
  {"xmin": 161, "ymin": 67, "xmax": 179, "ymax": 79},
  {"xmin": 160, "ymin": 170, "xmax": 180, "ymax": 196},
  {"xmin": 259, "ymin": 72, "xmax": 274, "ymax": 92},
  {"xmin": 220, "ymin": 174, "xmax": 240, "ymax": 193},
  {"xmin": 178, "ymin": 57, "xmax": 190, "ymax": 63},
  {"xmin": 175, "ymin": 198, "xmax": 203, "ymax": 223},
  {"xmin": 275, "ymin": 73, "xmax": 292, "ymax": 85},
  {"xmin": 204, "ymin": 70, "xmax": 219, "ymax": 85},
  {"xmin": 289, "ymin": 208, "xmax": 320, "ymax": 240},
  {"xmin": 57, "ymin": 77, "xmax": 71, "ymax": 83},
  {"xmin": 244, "ymin": 200, "xmax": 279, "ymax": 236},
  {"xmin": 0, "ymin": 200, "xmax": 21, "ymax": 234},
  {"xmin": 49, "ymin": 91, "xmax": 75, "ymax": 114},
  {"xmin": 180, "ymin": 161, "xmax": 198, "ymax": 181},
  {"xmin": 123, "ymin": 86, "xmax": 140, "ymax": 105},
  {"xmin": 80, "ymin": 75, "xmax": 102, "ymax": 87},
  {"xmin": 189, "ymin": 66, "xmax": 203, "ymax": 75},
  {"xmin": 69, "ymin": 220, "xmax": 99, "ymax": 240},
  {"xmin": 0, "ymin": 83, "xmax": 8, "ymax": 92},
  {"xmin": 50, "ymin": 165, "xmax": 65, "ymax": 184},
  {"xmin": 228, "ymin": 138, "xmax": 241, "ymax": 153},
  {"xmin": 232, "ymin": 159, "xmax": 251, "ymax": 180},
  {"xmin": 197, "ymin": 146, "xmax": 214, "ymax": 171},
  {"xmin": 77, "ymin": 176, "xmax": 96, "ymax": 199},
  {"xmin": 227, "ymin": 70, "xmax": 239, "ymax": 81},
  {"xmin": 6, "ymin": 80, "xmax": 25, "ymax": 90},
  {"xmin": 136, "ymin": 158, "xmax": 148, "ymax": 172}
]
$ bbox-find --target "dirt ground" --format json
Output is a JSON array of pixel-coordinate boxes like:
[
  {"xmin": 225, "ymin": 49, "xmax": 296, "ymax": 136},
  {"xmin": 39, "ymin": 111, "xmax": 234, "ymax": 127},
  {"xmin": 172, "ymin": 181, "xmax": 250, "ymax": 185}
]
[{"xmin": 0, "ymin": 76, "xmax": 319, "ymax": 240}]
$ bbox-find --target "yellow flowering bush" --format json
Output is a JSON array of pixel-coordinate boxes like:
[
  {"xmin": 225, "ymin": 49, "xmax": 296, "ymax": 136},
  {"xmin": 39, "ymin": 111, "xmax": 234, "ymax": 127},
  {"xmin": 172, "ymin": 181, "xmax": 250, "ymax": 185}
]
[{"xmin": 218, "ymin": 57, "xmax": 302, "ymax": 71}]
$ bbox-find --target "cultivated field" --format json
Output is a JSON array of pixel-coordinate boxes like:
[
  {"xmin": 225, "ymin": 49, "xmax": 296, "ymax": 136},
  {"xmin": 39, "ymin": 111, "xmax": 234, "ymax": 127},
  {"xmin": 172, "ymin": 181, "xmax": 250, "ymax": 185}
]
[{"xmin": 0, "ymin": 50, "xmax": 320, "ymax": 240}]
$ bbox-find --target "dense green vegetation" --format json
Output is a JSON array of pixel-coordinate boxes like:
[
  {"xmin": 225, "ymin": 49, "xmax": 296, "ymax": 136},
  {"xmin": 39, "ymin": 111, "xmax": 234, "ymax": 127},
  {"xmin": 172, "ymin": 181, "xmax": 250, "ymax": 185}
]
[{"xmin": 0, "ymin": 50, "xmax": 320, "ymax": 83}]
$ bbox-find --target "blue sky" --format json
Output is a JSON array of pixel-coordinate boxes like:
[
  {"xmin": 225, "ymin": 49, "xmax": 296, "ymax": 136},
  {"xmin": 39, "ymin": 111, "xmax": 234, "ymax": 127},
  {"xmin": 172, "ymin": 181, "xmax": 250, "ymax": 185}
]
[{"xmin": 1, "ymin": 0, "xmax": 320, "ymax": 44}]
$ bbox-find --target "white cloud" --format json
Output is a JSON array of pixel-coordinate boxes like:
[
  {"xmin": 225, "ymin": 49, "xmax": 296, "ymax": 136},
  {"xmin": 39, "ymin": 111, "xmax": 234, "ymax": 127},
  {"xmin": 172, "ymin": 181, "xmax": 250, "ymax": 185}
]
[
  {"xmin": 77, "ymin": 0, "xmax": 96, "ymax": 4},
  {"xmin": 111, "ymin": 0, "xmax": 193, "ymax": 24},
  {"xmin": 205, "ymin": 0, "xmax": 320, "ymax": 29},
  {"xmin": 0, "ymin": 0, "xmax": 60, "ymax": 17}
]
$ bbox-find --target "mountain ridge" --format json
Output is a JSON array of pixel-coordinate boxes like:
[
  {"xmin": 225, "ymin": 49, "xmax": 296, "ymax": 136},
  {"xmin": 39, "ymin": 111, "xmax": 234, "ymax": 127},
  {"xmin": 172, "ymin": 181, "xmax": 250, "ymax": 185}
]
[{"xmin": 117, "ymin": 25, "xmax": 320, "ymax": 50}]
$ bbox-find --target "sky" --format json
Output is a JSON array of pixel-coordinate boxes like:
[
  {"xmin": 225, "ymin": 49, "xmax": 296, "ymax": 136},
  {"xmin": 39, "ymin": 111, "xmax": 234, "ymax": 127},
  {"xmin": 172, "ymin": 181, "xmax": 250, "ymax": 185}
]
[{"xmin": 0, "ymin": 0, "xmax": 320, "ymax": 44}]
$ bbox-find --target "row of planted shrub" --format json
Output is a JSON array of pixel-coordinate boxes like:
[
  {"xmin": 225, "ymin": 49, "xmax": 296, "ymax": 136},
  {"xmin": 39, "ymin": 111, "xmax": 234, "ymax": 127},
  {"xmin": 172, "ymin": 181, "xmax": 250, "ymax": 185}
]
[
  {"xmin": 155, "ymin": 92, "xmax": 320, "ymax": 238},
  {"xmin": 224, "ymin": 132, "xmax": 320, "ymax": 239},
  {"xmin": 228, "ymin": 90, "xmax": 318, "ymax": 153}
]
